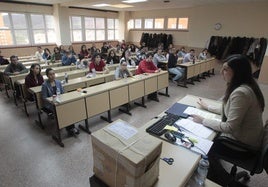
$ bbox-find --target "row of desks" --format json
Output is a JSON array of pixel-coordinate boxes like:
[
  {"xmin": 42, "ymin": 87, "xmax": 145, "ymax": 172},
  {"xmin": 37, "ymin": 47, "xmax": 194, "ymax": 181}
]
[
  {"xmin": 45, "ymin": 71, "xmax": 169, "ymax": 147},
  {"xmin": 177, "ymin": 58, "xmax": 216, "ymax": 87}
]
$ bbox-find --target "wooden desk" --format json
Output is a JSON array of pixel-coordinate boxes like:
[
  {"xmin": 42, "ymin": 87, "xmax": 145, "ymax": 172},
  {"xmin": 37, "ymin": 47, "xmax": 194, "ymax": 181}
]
[
  {"xmin": 177, "ymin": 58, "xmax": 216, "ymax": 87},
  {"xmin": 140, "ymin": 94, "xmax": 221, "ymax": 186}
]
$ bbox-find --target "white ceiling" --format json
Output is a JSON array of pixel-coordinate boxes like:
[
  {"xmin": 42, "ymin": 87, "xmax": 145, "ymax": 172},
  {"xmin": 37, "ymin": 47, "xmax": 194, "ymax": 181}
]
[{"xmin": 8, "ymin": 0, "xmax": 267, "ymax": 11}]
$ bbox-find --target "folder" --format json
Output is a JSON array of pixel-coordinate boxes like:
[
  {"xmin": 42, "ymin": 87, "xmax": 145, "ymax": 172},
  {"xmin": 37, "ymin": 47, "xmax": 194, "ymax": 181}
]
[{"xmin": 165, "ymin": 103, "xmax": 191, "ymax": 118}]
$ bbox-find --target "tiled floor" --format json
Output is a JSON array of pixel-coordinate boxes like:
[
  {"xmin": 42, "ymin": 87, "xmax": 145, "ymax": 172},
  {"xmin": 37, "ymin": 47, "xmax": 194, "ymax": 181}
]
[{"xmin": 0, "ymin": 61, "xmax": 267, "ymax": 187}]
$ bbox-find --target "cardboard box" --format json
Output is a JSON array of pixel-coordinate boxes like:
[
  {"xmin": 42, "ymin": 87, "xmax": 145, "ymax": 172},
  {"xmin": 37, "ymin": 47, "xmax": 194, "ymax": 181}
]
[{"xmin": 92, "ymin": 119, "xmax": 162, "ymax": 187}]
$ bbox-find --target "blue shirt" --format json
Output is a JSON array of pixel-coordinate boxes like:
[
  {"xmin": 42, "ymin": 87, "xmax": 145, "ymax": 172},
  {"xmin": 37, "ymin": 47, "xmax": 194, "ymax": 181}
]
[{"xmin": 62, "ymin": 55, "xmax": 76, "ymax": 66}]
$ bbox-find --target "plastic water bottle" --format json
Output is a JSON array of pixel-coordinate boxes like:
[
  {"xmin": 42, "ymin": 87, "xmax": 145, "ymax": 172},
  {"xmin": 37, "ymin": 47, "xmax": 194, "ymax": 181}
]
[
  {"xmin": 56, "ymin": 87, "xmax": 61, "ymax": 102},
  {"xmin": 195, "ymin": 155, "xmax": 209, "ymax": 186},
  {"xmin": 123, "ymin": 72, "xmax": 127, "ymax": 82},
  {"xmin": 110, "ymin": 59, "xmax": 113, "ymax": 65},
  {"xmin": 92, "ymin": 68, "xmax": 96, "ymax": 77},
  {"xmin": 76, "ymin": 59, "xmax": 79, "ymax": 69},
  {"xmin": 64, "ymin": 73, "xmax": 69, "ymax": 83}
]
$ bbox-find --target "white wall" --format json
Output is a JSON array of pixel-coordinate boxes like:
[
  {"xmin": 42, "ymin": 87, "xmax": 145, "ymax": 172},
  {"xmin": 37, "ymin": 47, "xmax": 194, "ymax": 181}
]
[{"xmin": 127, "ymin": 2, "xmax": 268, "ymax": 49}]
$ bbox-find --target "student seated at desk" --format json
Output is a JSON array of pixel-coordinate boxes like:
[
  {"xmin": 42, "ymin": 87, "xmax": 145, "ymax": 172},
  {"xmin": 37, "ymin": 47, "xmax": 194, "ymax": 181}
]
[
  {"xmin": 51, "ymin": 47, "xmax": 62, "ymax": 62},
  {"xmin": 41, "ymin": 68, "xmax": 80, "ymax": 136},
  {"xmin": 42, "ymin": 48, "xmax": 52, "ymax": 61},
  {"xmin": 120, "ymin": 50, "xmax": 136, "ymax": 68},
  {"xmin": 25, "ymin": 63, "xmax": 44, "ymax": 101},
  {"xmin": 136, "ymin": 53, "xmax": 160, "ymax": 101},
  {"xmin": 168, "ymin": 48, "xmax": 185, "ymax": 83},
  {"xmin": 61, "ymin": 50, "xmax": 76, "ymax": 66},
  {"xmin": 177, "ymin": 46, "xmax": 186, "ymax": 58},
  {"xmin": 4, "ymin": 55, "xmax": 28, "ymax": 75},
  {"xmin": 35, "ymin": 46, "xmax": 44, "ymax": 62},
  {"xmin": 191, "ymin": 54, "xmax": 265, "ymax": 186},
  {"xmin": 89, "ymin": 53, "xmax": 109, "ymax": 74},
  {"xmin": 114, "ymin": 60, "xmax": 133, "ymax": 80},
  {"xmin": 153, "ymin": 48, "xmax": 167, "ymax": 68},
  {"xmin": 0, "ymin": 50, "xmax": 9, "ymax": 65},
  {"xmin": 68, "ymin": 45, "xmax": 76, "ymax": 57},
  {"xmin": 107, "ymin": 49, "xmax": 119, "ymax": 65},
  {"xmin": 198, "ymin": 48, "xmax": 208, "ymax": 60},
  {"xmin": 183, "ymin": 49, "xmax": 196, "ymax": 63}
]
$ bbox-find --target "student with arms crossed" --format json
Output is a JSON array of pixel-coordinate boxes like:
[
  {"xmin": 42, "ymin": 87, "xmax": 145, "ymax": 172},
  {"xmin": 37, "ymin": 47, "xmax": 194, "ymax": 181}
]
[
  {"xmin": 4, "ymin": 55, "xmax": 28, "ymax": 75},
  {"xmin": 136, "ymin": 53, "xmax": 161, "ymax": 101},
  {"xmin": 89, "ymin": 53, "xmax": 109, "ymax": 74},
  {"xmin": 191, "ymin": 54, "xmax": 265, "ymax": 186}
]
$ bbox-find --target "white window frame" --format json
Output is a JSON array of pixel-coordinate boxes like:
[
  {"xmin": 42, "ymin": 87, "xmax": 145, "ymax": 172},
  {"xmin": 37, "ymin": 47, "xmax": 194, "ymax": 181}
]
[{"xmin": 0, "ymin": 12, "xmax": 56, "ymax": 46}]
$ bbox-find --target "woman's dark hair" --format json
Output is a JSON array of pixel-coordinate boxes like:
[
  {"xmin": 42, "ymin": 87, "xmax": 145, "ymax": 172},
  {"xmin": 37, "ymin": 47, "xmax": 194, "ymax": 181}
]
[
  {"xmin": 108, "ymin": 49, "xmax": 116, "ymax": 57},
  {"xmin": 92, "ymin": 53, "xmax": 101, "ymax": 63},
  {"xmin": 30, "ymin": 63, "xmax": 41, "ymax": 75},
  {"xmin": 223, "ymin": 54, "xmax": 265, "ymax": 111},
  {"xmin": 54, "ymin": 47, "xmax": 60, "ymax": 53},
  {"xmin": 44, "ymin": 48, "xmax": 51, "ymax": 54},
  {"xmin": 146, "ymin": 52, "xmax": 153, "ymax": 58},
  {"xmin": 81, "ymin": 44, "xmax": 87, "ymax": 52},
  {"xmin": 45, "ymin": 68, "xmax": 53, "ymax": 76}
]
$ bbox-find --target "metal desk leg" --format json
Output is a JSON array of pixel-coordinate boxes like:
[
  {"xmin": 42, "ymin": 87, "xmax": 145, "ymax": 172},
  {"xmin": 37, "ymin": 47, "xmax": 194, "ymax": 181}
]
[
  {"xmin": 100, "ymin": 110, "xmax": 113, "ymax": 123},
  {"xmin": 79, "ymin": 119, "xmax": 91, "ymax": 134},
  {"xmin": 119, "ymin": 103, "xmax": 132, "ymax": 116},
  {"xmin": 134, "ymin": 96, "xmax": 147, "ymax": 108},
  {"xmin": 158, "ymin": 87, "xmax": 170, "ymax": 97},
  {"xmin": 33, "ymin": 93, "xmax": 45, "ymax": 129},
  {"xmin": 51, "ymin": 105, "xmax": 64, "ymax": 147}
]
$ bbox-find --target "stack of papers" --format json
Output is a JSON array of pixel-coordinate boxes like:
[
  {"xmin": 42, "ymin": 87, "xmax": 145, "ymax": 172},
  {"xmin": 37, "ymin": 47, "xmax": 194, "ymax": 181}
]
[
  {"xmin": 183, "ymin": 107, "xmax": 218, "ymax": 120},
  {"xmin": 175, "ymin": 118, "xmax": 213, "ymax": 139}
]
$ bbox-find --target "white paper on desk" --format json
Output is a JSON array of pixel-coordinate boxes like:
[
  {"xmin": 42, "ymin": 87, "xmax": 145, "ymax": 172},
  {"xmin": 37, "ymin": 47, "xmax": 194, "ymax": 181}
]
[
  {"xmin": 183, "ymin": 107, "xmax": 217, "ymax": 120},
  {"xmin": 184, "ymin": 131, "xmax": 213, "ymax": 155},
  {"xmin": 175, "ymin": 118, "xmax": 213, "ymax": 138},
  {"xmin": 107, "ymin": 121, "xmax": 138, "ymax": 140}
]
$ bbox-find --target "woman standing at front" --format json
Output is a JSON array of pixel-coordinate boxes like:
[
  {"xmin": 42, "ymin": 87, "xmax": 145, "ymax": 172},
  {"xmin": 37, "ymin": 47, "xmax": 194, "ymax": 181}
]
[{"xmin": 191, "ymin": 54, "xmax": 265, "ymax": 186}]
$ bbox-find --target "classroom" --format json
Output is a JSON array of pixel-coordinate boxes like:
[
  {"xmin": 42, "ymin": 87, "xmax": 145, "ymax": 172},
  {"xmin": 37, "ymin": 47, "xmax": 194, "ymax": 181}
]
[{"xmin": 0, "ymin": 0, "xmax": 268, "ymax": 186}]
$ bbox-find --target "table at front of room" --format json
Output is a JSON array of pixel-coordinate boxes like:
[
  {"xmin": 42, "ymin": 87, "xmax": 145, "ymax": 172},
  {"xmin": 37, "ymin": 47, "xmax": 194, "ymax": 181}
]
[
  {"xmin": 89, "ymin": 94, "xmax": 222, "ymax": 187},
  {"xmin": 143, "ymin": 95, "xmax": 221, "ymax": 186}
]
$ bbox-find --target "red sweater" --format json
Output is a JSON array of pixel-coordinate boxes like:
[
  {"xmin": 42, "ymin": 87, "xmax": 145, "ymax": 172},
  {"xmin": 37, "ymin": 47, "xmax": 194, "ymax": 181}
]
[
  {"xmin": 136, "ymin": 59, "xmax": 157, "ymax": 74},
  {"xmin": 89, "ymin": 60, "xmax": 106, "ymax": 72}
]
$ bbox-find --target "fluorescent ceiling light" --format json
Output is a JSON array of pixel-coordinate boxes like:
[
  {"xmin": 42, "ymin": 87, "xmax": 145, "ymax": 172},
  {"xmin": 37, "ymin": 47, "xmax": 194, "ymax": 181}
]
[
  {"xmin": 111, "ymin": 4, "xmax": 133, "ymax": 8},
  {"xmin": 93, "ymin": 3, "xmax": 111, "ymax": 7},
  {"xmin": 122, "ymin": 0, "xmax": 147, "ymax": 3}
]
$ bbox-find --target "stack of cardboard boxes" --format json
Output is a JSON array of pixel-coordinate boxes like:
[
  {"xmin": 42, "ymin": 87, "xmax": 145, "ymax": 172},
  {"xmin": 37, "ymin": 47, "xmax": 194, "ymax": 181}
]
[{"xmin": 92, "ymin": 120, "xmax": 162, "ymax": 187}]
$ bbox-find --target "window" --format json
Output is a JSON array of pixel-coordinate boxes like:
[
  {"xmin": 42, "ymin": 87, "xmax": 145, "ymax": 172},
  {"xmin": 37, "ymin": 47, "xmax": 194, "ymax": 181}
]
[
  {"xmin": 12, "ymin": 13, "xmax": 29, "ymax": 45},
  {"xmin": 107, "ymin": 18, "xmax": 119, "ymax": 40},
  {"xmin": 0, "ymin": 12, "xmax": 55, "ymax": 46},
  {"xmin": 31, "ymin": 14, "xmax": 56, "ymax": 44},
  {"xmin": 134, "ymin": 19, "xmax": 142, "ymax": 29},
  {"xmin": 70, "ymin": 16, "xmax": 82, "ymax": 42},
  {"xmin": 71, "ymin": 16, "xmax": 118, "ymax": 42},
  {"xmin": 167, "ymin": 18, "xmax": 177, "ymax": 29},
  {"xmin": 144, "ymin": 18, "xmax": 153, "ymax": 29},
  {"xmin": 154, "ymin": 18, "xmax": 164, "ymax": 29},
  {"xmin": 0, "ymin": 13, "xmax": 13, "ymax": 45},
  {"xmin": 85, "ymin": 17, "xmax": 95, "ymax": 41},
  {"xmin": 128, "ymin": 19, "xmax": 134, "ymax": 30},
  {"xmin": 178, "ymin": 18, "xmax": 188, "ymax": 30}
]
